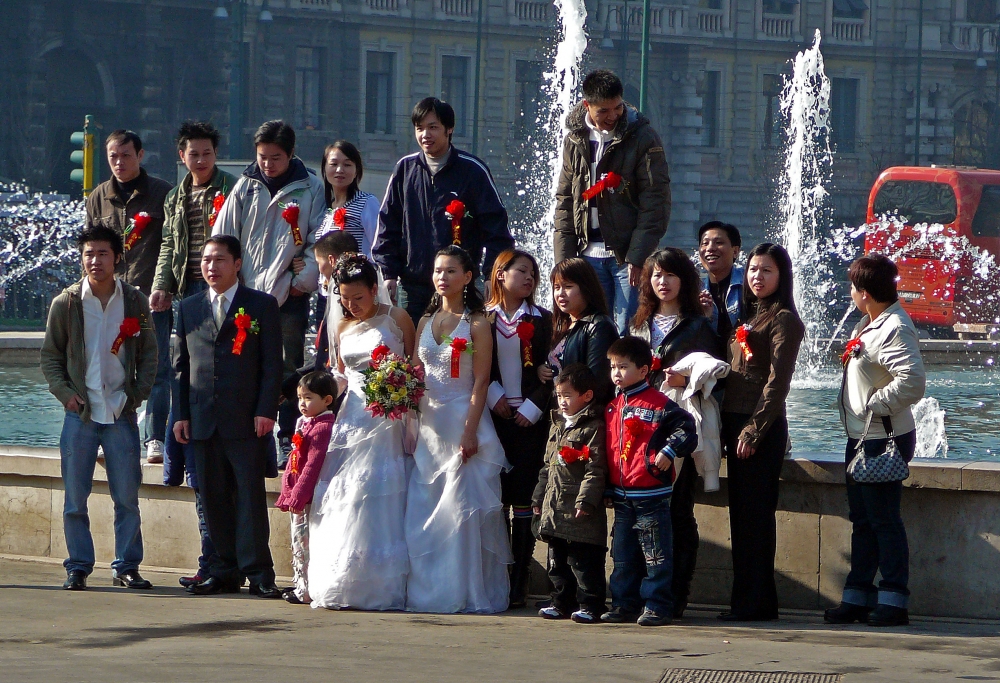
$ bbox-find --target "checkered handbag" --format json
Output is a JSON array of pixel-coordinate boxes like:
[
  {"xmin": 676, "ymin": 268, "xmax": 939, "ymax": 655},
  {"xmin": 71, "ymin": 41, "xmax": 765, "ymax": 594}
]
[{"xmin": 847, "ymin": 413, "xmax": 910, "ymax": 484}]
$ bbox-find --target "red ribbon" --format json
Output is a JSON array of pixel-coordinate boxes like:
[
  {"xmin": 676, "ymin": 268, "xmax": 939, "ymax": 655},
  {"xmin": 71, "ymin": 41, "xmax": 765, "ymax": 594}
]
[
  {"xmin": 559, "ymin": 444, "xmax": 590, "ymax": 464},
  {"xmin": 621, "ymin": 417, "xmax": 645, "ymax": 461},
  {"xmin": 282, "ymin": 203, "xmax": 303, "ymax": 245},
  {"xmin": 233, "ymin": 311, "xmax": 252, "ymax": 355},
  {"xmin": 841, "ymin": 338, "xmax": 863, "ymax": 366},
  {"xmin": 110, "ymin": 317, "xmax": 140, "ymax": 355},
  {"xmin": 208, "ymin": 192, "xmax": 226, "ymax": 228},
  {"xmin": 124, "ymin": 212, "xmax": 152, "ymax": 251},
  {"xmin": 333, "ymin": 207, "xmax": 347, "ymax": 230},
  {"xmin": 288, "ymin": 432, "xmax": 303, "ymax": 475},
  {"xmin": 449, "ymin": 337, "xmax": 468, "ymax": 378},
  {"xmin": 735, "ymin": 324, "xmax": 754, "ymax": 362},
  {"xmin": 445, "ymin": 199, "xmax": 465, "ymax": 245},
  {"xmin": 516, "ymin": 320, "xmax": 535, "ymax": 367},
  {"xmin": 581, "ymin": 172, "xmax": 623, "ymax": 201}
]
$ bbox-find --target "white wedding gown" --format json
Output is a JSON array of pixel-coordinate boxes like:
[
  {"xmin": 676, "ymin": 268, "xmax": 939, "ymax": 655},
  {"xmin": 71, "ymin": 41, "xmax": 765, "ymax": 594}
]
[
  {"xmin": 404, "ymin": 314, "xmax": 512, "ymax": 614},
  {"xmin": 309, "ymin": 310, "xmax": 409, "ymax": 610}
]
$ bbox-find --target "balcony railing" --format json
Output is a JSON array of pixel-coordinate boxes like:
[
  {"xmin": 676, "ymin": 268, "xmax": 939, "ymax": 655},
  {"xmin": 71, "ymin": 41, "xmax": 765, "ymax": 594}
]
[
  {"xmin": 511, "ymin": 0, "xmax": 550, "ymax": 24},
  {"xmin": 606, "ymin": 4, "xmax": 685, "ymax": 35},
  {"xmin": 364, "ymin": 0, "xmax": 406, "ymax": 13},
  {"xmin": 761, "ymin": 12, "xmax": 795, "ymax": 38},
  {"xmin": 436, "ymin": 0, "xmax": 475, "ymax": 18},
  {"xmin": 695, "ymin": 7, "xmax": 726, "ymax": 34},
  {"xmin": 831, "ymin": 16, "xmax": 865, "ymax": 43},
  {"xmin": 952, "ymin": 22, "xmax": 997, "ymax": 52}
]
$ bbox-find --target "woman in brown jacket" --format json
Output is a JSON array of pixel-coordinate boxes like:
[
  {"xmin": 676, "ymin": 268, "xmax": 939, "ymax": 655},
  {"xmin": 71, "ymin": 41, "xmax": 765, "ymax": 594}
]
[{"xmin": 719, "ymin": 243, "xmax": 804, "ymax": 622}]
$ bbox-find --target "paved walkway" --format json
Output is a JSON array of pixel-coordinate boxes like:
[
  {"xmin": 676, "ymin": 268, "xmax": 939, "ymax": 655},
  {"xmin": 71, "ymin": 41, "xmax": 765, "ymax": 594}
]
[{"xmin": 1, "ymin": 556, "xmax": 998, "ymax": 682}]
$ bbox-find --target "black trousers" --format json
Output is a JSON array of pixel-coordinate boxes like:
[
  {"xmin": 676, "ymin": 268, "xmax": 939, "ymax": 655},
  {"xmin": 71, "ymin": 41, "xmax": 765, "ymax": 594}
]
[
  {"xmin": 494, "ymin": 412, "xmax": 549, "ymax": 508},
  {"xmin": 671, "ymin": 454, "xmax": 700, "ymax": 607},
  {"xmin": 721, "ymin": 412, "xmax": 787, "ymax": 618},
  {"xmin": 546, "ymin": 537, "xmax": 607, "ymax": 614},
  {"xmin": 194, "ymin": 432, "xmax": 275, "ymax": 586}
]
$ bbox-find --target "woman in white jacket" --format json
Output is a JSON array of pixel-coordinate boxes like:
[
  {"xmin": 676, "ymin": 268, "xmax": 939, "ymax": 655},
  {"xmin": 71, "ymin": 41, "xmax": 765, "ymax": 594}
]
[{"xmin": 826, "ymin": 254, "xmax": 925, "ymax": 628}]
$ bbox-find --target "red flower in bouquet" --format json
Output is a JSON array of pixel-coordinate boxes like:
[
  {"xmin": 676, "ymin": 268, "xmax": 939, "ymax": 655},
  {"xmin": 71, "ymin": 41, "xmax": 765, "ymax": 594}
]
[
  {"xmin": 333, "ymin": 207, "xmax": 347, "ymax": 230},
  {"xmin": 362, "ymin": 350, "xmax": 427, "ymax": 420},
  {"xmin": 445, "ymin": 199, "xmax": 466, "ymax": 245},
  {"xmin": 621, "ymin": 416, "xmax": 646, "ymax": 461},
  {"xmin": 232, "ymin": 307, "xmax": 260, "ymax": 355},
  {"xmin": 516, "ymin": 320, "xmax": 535, "ymax": 367},
  {"xmin": 123, "ymin": 212, "xmax": 152, "ymax": 251},
  {"xmin": 582, "ymin": 172, "xmax": 623, "ymax": 201},
  {"xmin": 208, "ymin": 192, "xmax": 226, "ymax": 228},
  {"xmin": 735, "ymin": 324, "xmax": 754, "ymax": 362},
  {"xmin": 281, "ymin": 202, "xmax": 303, "ymax": 245},
  {"xmin": 111, "ymin": 317, "xmax": 141, "ymax": 355},
  {"xmin": 372, "ymin": 344, "xmax": 391, "ymax": 364},
  {"xmin": 841, "ymin": 337, "xmax": 864, "ymax": 366},
  {"xmin": 559, "ymin": 444, "xmax": 591, "ymax": 464}
]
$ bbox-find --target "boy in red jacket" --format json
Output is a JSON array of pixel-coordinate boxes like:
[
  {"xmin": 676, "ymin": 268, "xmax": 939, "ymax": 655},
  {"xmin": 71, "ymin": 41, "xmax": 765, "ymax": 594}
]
[{"xmin": 602, "ymin": 337, "xmax": 697, "ymax": 626}]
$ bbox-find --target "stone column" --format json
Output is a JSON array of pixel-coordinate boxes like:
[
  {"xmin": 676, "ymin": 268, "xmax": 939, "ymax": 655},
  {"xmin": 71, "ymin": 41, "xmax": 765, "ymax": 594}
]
[{"xmin": 665, "ymin": 67, "xmax": 703, "ymax": 252}]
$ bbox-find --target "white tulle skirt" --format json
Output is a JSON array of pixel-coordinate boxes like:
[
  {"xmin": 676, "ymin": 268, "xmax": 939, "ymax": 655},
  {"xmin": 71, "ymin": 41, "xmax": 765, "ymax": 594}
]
[{"xmin": 404, "ymin": 394, "xmax": 512, "ymax": 614}]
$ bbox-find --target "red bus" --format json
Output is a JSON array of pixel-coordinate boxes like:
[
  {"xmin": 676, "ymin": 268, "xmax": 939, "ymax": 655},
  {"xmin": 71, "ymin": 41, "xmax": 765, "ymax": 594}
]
[{"xmin": 864, "ymin": 166, "xmax": 1000, "ymax": 336}]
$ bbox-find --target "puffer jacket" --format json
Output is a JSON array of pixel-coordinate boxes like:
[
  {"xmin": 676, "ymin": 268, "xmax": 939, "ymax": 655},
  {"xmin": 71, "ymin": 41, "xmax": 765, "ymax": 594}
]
[
  {"xmin": 553, "ymin": 102, "xmax": 671, "ymax": 267},
  {"xmin": 212, "ymin": 158, "xmax": 325, "ymax": 306},
  {"xmin": 838, "ymin": 301, "xmax": 926, "ymax": 440},
  {"xmin": 153, "ymin": 166, "xmax": 237, "ymax": 296},
  {"xmin": 532, "ymin": 404, "xmax": 608, "ymax": 546}
]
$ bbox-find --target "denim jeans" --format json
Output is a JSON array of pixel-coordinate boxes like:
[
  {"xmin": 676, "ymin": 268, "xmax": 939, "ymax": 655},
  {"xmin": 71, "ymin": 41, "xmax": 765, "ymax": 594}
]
[
  {"xmin": 60, "ymin": 410, "xmax": 144, "ymax": 575},
  {"xmin": 583, "ymin": 255, "xmax": 637, "ymax": 334},
  {"xmin": 843, "ymin": 431, "xmax": 916, "ymax": 609},
  {"xmin": 609, "ymin": 494, "xmax": 674, "ymax": 615},
  {"xmin": 144, "ymin": 308, "xmax": 173, "ymax": 445},
  {"xmin": 278, "ymin": 294, "xmax": 309, "ymax": 442}
]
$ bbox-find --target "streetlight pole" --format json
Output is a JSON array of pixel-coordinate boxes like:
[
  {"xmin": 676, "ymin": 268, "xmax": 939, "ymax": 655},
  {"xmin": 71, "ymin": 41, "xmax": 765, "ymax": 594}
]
[
  {"xmin": 471, "ymin": 0, "xmax": 484, "ymax": 155},
  {"xmin": 229, "ymin": 0, "xmax": 244, "ymax": 159},
  {"xmin": 913, "ymin": 0, "xmax": 923, "ymax": 166},
  {"xmin": 639, "ymin": 0, "xmax": 651, "ymax": 112}
]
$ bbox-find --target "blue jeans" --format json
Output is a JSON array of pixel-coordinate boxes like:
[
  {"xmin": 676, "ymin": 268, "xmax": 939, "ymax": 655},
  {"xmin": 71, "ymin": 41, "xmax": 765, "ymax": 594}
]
[
  {"xmin": 60, "ymin": 410, "xmax": 144, "ymax": 575},
  {"xmin": 144, "ymin": 308, "xmax": 173, "ymax": 445},
  {"xmin": 584, "ymin": 255, "xmax": 637, "ymax": 334},
  {"xmin": 610, "ymin": 494, "xmax": 674, "ymax": 615},
  {"xmin": 843, "ymin": 431, "xmax": 916, "ymax": 609}
]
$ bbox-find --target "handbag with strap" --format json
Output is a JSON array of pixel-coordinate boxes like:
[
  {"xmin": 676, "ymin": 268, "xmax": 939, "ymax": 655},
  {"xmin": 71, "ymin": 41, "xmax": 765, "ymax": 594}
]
[{"xmin": 847, "ymin": 413, "xmax": 910, "ymax": 483}]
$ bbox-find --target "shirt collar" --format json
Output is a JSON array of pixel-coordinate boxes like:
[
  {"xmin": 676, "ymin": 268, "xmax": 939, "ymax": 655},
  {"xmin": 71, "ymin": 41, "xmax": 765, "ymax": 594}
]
[
  {"xmin": 489, "ymin": 300, "xmax": 537, "ymax": 324},
  {"xmin": 209, "ymin": 282, "xmax": 239, "ymax": 305},
  {"xmin": 81, "ymin": 277, "xmax": 122, "ymax": 302}
]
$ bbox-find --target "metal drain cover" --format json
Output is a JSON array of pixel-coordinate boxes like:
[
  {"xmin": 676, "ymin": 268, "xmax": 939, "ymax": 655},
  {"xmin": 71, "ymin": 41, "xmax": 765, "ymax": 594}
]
[{"xmin": 660, "ymin": 671, "xmax": 841, "ymax": 683}]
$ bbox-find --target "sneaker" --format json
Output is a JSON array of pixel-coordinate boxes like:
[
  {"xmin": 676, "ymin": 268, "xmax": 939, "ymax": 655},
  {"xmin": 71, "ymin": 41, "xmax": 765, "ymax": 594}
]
[
  {"xmin": 600, "ymin": 607, "xmax": 640, "ymax": 624},
  {"xmin": 570, "ymin": 609, "xmax": 598, "ymax": 624},
  {"xmin": 868, "ymin": 604, "xmax": 909, "ymax": 627},
  {"xmin": 538, "ymin": 606, "xmax": 568, "ymax": 619},
  {"xmin": 146, "ymin": 440, "xmax": 164, "ymax": 464},
  {"xmin": 96, "ymin": 446, "xmax": 105, "ymax": 463},
  {"xmin": 824, "ymin": 602, "xmax": 871, "ymax": 624},
  {"xmin": 637, "ymin": 607, "xmax": 672, "ymax": 626}
]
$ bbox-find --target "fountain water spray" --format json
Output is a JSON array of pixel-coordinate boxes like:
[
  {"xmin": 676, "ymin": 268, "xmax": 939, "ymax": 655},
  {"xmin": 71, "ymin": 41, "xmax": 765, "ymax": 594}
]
[{"xmin": 0, "ymin": 184, "xmax": 83, "ymax": 295}]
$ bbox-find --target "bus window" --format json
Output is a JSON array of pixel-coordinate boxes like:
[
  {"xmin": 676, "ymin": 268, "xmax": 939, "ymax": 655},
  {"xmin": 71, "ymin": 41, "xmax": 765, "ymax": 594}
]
[
  {"xmin": 972, "ymin": 186, "xmax": 1000, "ymax": 238},
  {"xmin": 872, "ymin": 180, "xmax": 957, "ymax": 224}
]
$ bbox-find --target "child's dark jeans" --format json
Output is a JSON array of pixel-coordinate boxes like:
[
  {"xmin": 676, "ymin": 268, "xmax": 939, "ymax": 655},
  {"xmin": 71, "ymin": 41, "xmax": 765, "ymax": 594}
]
[
  {"xmin": 546, "ymin": 537, "xmax": 607, "ymax": 615},
  {"xmin": 610, "ymin": 494, "xmax": 673, "ymax": 616}
]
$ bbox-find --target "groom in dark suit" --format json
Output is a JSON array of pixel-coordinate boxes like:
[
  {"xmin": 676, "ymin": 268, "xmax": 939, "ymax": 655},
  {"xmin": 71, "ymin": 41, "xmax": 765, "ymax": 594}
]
[{"xmin": 172, "ymin": 235, "xmax": 283, "ymax": 597}]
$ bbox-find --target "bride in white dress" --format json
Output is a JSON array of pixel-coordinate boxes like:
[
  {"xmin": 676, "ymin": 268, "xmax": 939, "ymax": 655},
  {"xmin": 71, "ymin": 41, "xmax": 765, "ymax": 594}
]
[
  {"xmin": 309, "ymin": 254, "xmax": 416, "ymax": 610},
  {"xmin": 405, "ymin": 246, "xmax": 512, "ymax": 614}
]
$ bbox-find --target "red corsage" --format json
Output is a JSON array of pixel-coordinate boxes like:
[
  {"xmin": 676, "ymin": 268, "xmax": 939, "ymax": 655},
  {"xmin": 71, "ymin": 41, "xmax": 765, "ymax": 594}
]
[
  {"xmin": 232, "ymin": 307, "xmax": 260, "ymax": 355},
  {"xmin": 735, "ymin": 324, "xmax": 753, "ymax": 361},
  {"xmin": 123, "ymin": 212, "xmax": 152, "ymax": 251},
  {"xmin": 111, "ymin": 317, "xmax": 141, "ymax": 355},
  {"xmin": 333, "ymin": 207, "xmax": 347, "ymax": 230},
  {"xmin": 621, "ymin": 417, "xmax": 646, "ymax": 461},
  {"xmin": 841, "ymin": 337, "xmax": 864, "ymax": 366},
  {"xmin": 516, "ymin": 320, "xmax": 535, "ymax": 367},
  {"xmin": 559, "ymin": 444, "xmax": 590, "ymax": 464},
  {"xmin": 581, "ymin": 172, "xmax": 623, "ymax": 201},
  {"xmin": 650, "ymin": 356, "xmax": 662, "ymax": 372},
  {"xmin": 208, "ymin": 192, "xmax": 226, "ymax": 228},
  {"xmin": 281, "ymin": 202, "xmax": 303, "ymax": 246},
  {"xmin": 443, "ymin": 336, "xmax": 474, "ymax": 378},
  {"xmin": 445, "ymin": 199, "xmax": 466, "ymax": 245},
  {"xmin": 288, "ymin": 431, "xmax": 303, "ymax": 476}
]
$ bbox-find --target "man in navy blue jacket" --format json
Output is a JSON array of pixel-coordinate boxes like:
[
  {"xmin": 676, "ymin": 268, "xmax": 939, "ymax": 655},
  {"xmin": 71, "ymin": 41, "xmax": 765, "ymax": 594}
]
[{"xmin": 374, "ymin": 97, "xmax": 514, "ymax": 322}]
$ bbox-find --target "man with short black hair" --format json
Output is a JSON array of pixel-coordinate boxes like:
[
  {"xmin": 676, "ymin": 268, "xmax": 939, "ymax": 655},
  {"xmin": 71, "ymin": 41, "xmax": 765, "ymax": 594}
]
[
  {"xmin": 373, "ymin": 97, "xmax": 514, "ymax": 322},
  {"xmin": 41, "ymin": 226, "xmax": 158, "ymax": 591},
  {"xmin": 213, "ymin": 120, "xmax": 326, "ymax": 463},
  {"xmin": 554, "ymin": 69, "xmax": 671, "ymax": 333},
  {"xmin": 697, "ymin": 220, "xmax": 743, "ymax": 349}
]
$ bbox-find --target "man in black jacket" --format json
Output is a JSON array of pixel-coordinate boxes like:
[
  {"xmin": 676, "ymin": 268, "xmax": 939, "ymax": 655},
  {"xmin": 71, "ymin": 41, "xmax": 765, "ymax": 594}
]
[
  {"xmin": 373, "ymin": 97, "xmax": 514, "ymax": 322},
  {"xmin": 172, "ymin": 235, "xmax": 283, "ymax": 598}
]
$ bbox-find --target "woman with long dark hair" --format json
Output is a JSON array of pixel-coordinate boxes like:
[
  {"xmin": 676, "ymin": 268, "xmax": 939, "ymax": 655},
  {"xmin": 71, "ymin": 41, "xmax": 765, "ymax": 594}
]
[
  {"xmin": 317, "ymin": 141, "xmax": 379, "ymax": 257},
  {"xmin": 718, "ymin": 243, "xmax": 804, "ymax": 622}
]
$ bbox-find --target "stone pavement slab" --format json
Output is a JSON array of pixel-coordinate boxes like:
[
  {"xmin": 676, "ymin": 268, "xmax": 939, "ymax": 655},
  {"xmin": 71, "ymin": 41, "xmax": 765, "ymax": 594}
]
[{"xmin": 1, "ymin": 557, "xmax": 998, "ymax": 683}]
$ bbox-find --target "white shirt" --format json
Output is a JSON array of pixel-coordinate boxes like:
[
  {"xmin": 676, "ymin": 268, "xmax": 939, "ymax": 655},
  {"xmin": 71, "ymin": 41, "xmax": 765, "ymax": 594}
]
[
  {"xmin": 81, "ymin": 277, "xmax": 127, "ymax": 425},
  {"xmin": 486, "ymin": 302, "xmax": 543, "ymax": 425},
  {"xmin": 209, "ymin": 281, "xmax": 240, "ymax": 326},
  {"xmin": 582, "ymin": 113, "xmax": 615, "ymax": 260}
]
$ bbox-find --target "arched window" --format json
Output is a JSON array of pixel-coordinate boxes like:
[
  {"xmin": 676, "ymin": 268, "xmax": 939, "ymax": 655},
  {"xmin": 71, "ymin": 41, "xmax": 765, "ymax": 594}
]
[{"xmin": 953, "ymin": 100, "xmax": 995, "ymax": 167}]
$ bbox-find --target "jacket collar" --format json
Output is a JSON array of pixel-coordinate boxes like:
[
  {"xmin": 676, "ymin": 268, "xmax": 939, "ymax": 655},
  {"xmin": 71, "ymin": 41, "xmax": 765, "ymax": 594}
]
[
  {"xmin": 618, "ymin": 379, "xmax": 650, "ymax": 397},
  {"xmin": 565, "ymin": 101, "xmax": 644, "ymax": 142},
  {"xmin": 107, "ymin": 168, "xmax": 150, "ymax": 204},
  {"xmin": 243, "ymin": 156, "xmax": 310, "ymax": 186},
  {"xmin": 179, "ymin": 166, "xmax": 230, "ymax": 197},
  {"xmin": 550, "ymin": 401, "xmax": 602, "ymax": 426},
  {"xmin": 860, "ymin": 300, "xmax": 905, "ymax": 333},
  {"xmin": 413, "ymin": 145, "xmax": 464, "ymax": 175}
]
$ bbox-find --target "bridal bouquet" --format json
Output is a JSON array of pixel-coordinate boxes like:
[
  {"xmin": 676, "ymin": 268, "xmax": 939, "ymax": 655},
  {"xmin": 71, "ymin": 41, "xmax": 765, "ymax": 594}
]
[{"xmin": 361, "ymin": 344, "xmax": 427, "ymax": 420}]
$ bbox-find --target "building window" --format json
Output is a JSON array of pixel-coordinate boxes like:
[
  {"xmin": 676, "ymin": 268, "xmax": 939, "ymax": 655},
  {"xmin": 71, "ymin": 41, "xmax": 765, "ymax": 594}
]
[
  {"xmin": 830, "ymin": 77, "xmax": 858, "ymax": 153},
  {"xmin": 514, "ymin": 60, "xmax": 543, "ymax": 130},
  {"xmin": 967, "ymin": 0, "xmax": 996, "ymax": 23},
  {"xmin": 365, "ymin": 51, "xmax": 395, "ymax": 134},
  {"xmin": 441, "ymin": 55, "xmax": 470, "ymax": 137},
  {"xmin": 832, "ymin": 0, "xmax": 867, "ymax": 18},
  {"xmin": 762, "ymin": 0, "xmax": 797, "ymax": 13},
  {"xmin": 699, "ymin": 71, "xmax": 721, "ymax": 147},
  {"xmin": 954, "ymin": 100, "xmax": 993, "ymax": 166},
  {"xmin": 763, "ymin": 73, "xmax": 784, "ymax": 148},
  {"xmin": 295, "ymin": 47, "xmax": 322, "ymax": 130}
]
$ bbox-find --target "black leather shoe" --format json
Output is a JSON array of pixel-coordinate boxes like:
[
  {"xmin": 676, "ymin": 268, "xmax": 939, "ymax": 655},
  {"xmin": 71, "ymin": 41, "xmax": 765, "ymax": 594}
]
[
  {"xmin": 63, "ymin": 570, "xmax": 87, "ymax": 591},
  {"xmin": 179, "ymin": 571, "xmax": 209, "ymax": 588},
  {"xmin": 282, "ymin": 588, "xmax": 306, "ymax": 604},
  {"xmin": 673, "ymin": 598, "xmax": 689, "ymax": 619},
  {"xmin": 868, "ymin": 604, "xmax": 909, "ymax": 627},
  {"xmin": 249, "ymin": 583, "xmax": 282, "ymax": 599},
  {"xmin": 113, "ymin": 569, "xmax": 153, "ymax": 589},
  {"xmin": 187, "ymin": 576, "xmax": 241, "ymax": 595},
  {"xmin": 824, "ymin": 602, "xmax": 871, "ymax": 624}
]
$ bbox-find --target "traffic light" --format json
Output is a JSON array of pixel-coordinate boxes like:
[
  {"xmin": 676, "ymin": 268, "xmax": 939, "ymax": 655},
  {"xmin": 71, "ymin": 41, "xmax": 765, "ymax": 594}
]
[{"xmin": 70, "ymin": 114, "xmax": 98, "ymax": 197}]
